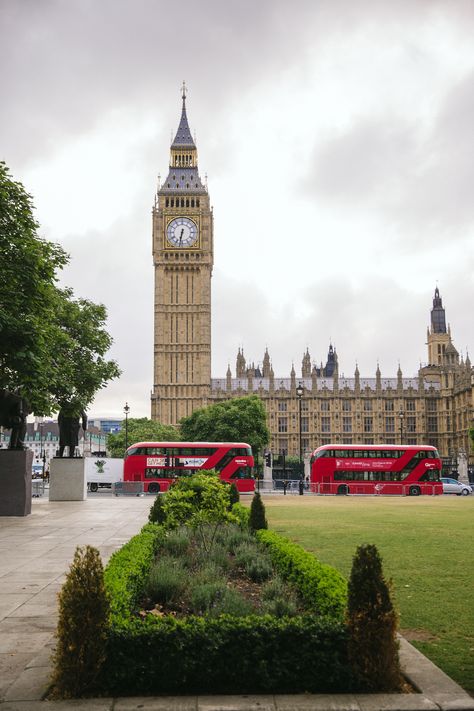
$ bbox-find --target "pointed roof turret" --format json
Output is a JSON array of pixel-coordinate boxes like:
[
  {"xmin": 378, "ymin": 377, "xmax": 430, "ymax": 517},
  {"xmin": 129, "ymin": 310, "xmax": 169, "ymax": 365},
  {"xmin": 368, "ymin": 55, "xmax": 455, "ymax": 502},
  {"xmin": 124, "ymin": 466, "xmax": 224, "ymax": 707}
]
[
  {"xmin": 171, "ymin": 81, "xmax": 196, "ymax": 149},
  {"xmin": 160, "ymin": 83, "xmax": 206, "ymax": 195},
  {"xmin": 430, "ymin": 287, "xmax": 447, "ymax": 334}
]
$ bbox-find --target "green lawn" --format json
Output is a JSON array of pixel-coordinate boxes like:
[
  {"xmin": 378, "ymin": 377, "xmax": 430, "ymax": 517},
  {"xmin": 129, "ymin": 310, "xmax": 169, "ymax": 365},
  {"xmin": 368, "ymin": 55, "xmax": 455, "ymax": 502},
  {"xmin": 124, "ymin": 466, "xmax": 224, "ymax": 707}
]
[{"xmin": 261, "ymin": 494, "xmax": 474, "ymax": 694}]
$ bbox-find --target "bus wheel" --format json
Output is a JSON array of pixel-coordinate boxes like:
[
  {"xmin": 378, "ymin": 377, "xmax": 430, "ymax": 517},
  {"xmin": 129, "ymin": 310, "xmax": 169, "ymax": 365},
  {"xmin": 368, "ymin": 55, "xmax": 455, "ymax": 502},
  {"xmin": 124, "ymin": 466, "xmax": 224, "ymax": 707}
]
[
  {"xmin": 148, "ymin": 483, "xmax": 160, "ymax": 494},
  {"xmin": 409, "ymin": 486, "xmax": 420, "ymax": 496},
  {"xmin": 90, "ymin": 483, "xmax": 98, "ymax": 493},
  {"xmin": 337, "ymin": 484, "xmax": 349, "ymax": 495}
]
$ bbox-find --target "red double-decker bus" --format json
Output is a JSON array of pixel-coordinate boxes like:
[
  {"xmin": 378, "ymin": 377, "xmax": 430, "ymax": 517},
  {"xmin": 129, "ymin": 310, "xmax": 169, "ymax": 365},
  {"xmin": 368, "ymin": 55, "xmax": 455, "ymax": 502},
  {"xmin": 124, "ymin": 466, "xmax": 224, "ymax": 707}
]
[
  {"xmin": 123, "ymin": 441, "xmax": 255, "ymax": 493},
  {"xmin": 310, "ymin": 444, "xmax": 442, "ymax": 496}
]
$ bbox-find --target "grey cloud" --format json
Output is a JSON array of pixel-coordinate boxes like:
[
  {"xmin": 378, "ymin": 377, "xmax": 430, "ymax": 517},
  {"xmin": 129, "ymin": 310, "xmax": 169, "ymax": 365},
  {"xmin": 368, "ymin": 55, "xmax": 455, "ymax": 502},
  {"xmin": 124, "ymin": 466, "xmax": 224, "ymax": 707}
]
[
  {"xmin": 303, "ymin": 119, "xmax": 418, "ymax": 203},
  {"xmin": 303, "ymin": 70, "xmax": 474, "ymax": 247}
]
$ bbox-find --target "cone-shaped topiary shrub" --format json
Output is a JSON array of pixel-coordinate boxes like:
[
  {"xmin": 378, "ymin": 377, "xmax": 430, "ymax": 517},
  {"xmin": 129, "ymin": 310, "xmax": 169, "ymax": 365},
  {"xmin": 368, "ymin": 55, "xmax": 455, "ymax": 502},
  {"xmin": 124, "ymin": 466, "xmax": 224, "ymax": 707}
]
[
  {"xmin": 51, "ymin": 545, "xmax": 110, "ymax": 698},
  {"xmin": 249, "ymin": 491, "xmax": 268, "ymax": 532},
  {"xmin": 148, "ymin": 493, "xmax": 166, "ymax": 524},
  {"xmin": 347, "ymin": 543, "xmax": 402, "ymax": 692},
  {"xmin": 228, "ymin": 482, "xmax": 240, "ymax": 507}
]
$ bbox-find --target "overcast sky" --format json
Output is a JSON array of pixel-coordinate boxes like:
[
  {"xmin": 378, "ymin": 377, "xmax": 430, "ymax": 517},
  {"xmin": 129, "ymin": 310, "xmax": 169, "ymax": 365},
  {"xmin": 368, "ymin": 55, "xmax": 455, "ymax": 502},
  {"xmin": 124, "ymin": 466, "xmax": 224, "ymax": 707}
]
[{"xmin": 2, "ymin": 0, "xmax": 473, "ymax": 419}]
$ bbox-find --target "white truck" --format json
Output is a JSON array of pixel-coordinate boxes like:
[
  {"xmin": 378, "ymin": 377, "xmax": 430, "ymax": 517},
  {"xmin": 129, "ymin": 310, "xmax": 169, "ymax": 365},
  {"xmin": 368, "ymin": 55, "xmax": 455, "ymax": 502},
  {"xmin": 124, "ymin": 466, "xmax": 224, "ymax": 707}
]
[{"xmin": 85, "ymin": 457, "xmax": 123, "ymax": 492}]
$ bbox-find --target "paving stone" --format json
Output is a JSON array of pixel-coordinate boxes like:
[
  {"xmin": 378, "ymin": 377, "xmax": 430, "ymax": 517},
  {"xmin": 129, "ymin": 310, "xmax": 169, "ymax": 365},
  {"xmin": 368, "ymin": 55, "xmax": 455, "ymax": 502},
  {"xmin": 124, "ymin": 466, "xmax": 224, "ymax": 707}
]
[
  {"xmin": 198, "ymin": 696, "xmax": 276, "ymax": 711},
  {"xmin": 0, "ymin": 700, "xmax": 113, "ymax": 710},
  {"xmin": 356, "ymin": 693, "xmax": 438, "ymax": 710},
  {"xmin": 276, "ymin": 694, "xmax": 359, "ymax": 710},
  {"xmin": 0, "ymin": 653, "xmax": 34, "ymax": 699},
  {"xmin": 3, "ymin": 665, "xmax": 50, "ymax": 702},
  {"xmin": 0, "ymin": 633, "xmax": 53, "ymax": 654},
  {"xmin": 115, "ymin": 697, "xmax": 198, "ymax": 710}
]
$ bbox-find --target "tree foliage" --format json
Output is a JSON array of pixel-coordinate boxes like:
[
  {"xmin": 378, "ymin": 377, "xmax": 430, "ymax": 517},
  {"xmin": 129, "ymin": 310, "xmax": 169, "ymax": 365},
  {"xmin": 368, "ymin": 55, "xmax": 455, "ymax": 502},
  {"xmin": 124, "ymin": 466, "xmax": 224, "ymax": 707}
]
[
  {"xmin": 162, "ymin": 472, "xmax": 236, "ymax": 551},
  {"xmin": 0, "ymin": 162, "xmax": 120, "ymax": 414},
  {"xmin": 106, "ymin": 417, "xmax": 180, "ymax": 457},
  {"xmin": 179, "ymin": 395, "xmax": 270, "ymax": 455}
]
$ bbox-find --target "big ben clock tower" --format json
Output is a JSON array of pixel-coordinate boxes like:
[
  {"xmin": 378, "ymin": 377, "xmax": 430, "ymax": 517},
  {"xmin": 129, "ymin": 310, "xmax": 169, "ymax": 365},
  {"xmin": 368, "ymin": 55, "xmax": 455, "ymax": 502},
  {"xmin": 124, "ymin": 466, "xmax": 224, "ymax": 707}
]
[{"xmin": 151, "ymin": 84, "xmax": 213, "ymax": 425}]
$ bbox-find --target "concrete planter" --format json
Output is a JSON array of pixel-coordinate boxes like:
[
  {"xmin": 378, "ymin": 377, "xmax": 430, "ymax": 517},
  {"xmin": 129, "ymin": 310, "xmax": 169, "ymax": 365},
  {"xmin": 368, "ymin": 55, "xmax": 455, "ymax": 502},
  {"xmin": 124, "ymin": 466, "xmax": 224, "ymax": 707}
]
[
  {"xmin": 49, "ymin": 458, "xmax": 87, "ymax": 501},
  {"xmin": 0, "ymin": 449, "xmax": 33, "ymax": 516}
]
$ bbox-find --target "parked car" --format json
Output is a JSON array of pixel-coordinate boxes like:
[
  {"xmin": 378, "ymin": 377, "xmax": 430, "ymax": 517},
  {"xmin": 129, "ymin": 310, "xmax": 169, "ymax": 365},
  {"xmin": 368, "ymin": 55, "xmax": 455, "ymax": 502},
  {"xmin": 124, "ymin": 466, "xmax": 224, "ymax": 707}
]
[{"xmin": 440, "ymin": 477, "xmax": 472, "ymax": 496}]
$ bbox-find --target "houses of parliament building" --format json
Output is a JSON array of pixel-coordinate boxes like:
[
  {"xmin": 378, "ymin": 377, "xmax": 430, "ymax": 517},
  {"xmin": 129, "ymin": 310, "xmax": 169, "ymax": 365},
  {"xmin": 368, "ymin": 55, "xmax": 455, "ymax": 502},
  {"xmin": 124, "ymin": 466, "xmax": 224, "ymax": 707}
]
[{"xmin": 150, "ymin": 87, "xmax": 473, "ymax": 465}]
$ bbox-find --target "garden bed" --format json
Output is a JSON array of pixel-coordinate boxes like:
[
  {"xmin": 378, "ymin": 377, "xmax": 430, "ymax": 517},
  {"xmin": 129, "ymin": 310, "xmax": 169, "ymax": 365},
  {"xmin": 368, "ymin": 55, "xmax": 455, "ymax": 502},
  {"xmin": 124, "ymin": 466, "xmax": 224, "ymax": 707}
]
[
  {"xmin": 52, "ymin": 475, "xmax": 404, "ymax": 698},
  {"xmin": 102, "ymin": 520, "xmax": 352, "ymax": 696}
]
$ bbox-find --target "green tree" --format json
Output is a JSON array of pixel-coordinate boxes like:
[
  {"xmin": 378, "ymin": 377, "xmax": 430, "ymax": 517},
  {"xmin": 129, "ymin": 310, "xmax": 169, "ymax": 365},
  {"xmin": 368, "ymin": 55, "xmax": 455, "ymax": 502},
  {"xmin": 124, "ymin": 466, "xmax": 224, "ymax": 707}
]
[
  {"xmin": 0, "ymin": 162, "xmax": 120, "ymax": 414},
  {"xmin": 0, "ymin": 161, "xmax": 67, "ymax": 406},
  {"xmin": 179, "ymin": 395, "xmax": 270, "ymax": 456},
  {"xmin": 46, "ymin": 288, "xmax": 121, "ymax": 414},
  {"xmin": 106, "ymin": 417, "xmax": 180, "ymax": 457}
]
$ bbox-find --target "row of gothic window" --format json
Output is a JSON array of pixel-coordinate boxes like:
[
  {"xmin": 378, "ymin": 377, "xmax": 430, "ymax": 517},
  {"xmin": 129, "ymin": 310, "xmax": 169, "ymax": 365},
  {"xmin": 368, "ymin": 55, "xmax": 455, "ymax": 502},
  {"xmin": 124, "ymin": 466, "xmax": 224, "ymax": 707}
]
[
  {"xmin": 165, "ymin": 197, "xmax": 200, "ymax": 208},
  {"xmin": 174, "ymin": 156, "xmax": 194, "ymax": 166},
  {"xmin": 276, "ymin": 415, "xmax": 438, "ymax": 434},
  {"xmin": 276, "ymin": 399, "xmax": 437, "ymax": 412}
]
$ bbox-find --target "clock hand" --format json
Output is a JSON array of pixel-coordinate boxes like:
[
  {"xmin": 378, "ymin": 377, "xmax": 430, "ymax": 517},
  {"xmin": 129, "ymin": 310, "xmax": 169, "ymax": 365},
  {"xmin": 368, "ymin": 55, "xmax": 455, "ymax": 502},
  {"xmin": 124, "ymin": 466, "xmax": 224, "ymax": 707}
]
[{"xmin": 179, "ymin": 228, "xmax": 184, "ymax": 245}]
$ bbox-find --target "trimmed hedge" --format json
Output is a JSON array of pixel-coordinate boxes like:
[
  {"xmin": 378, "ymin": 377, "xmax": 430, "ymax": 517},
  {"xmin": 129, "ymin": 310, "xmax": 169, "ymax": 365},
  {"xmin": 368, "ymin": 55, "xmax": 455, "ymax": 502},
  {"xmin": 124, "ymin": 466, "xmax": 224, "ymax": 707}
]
[
  {"xmin": 104, "ymin": 523, "xmax": 164, "ymax": 622},
  {"xmin": 256, "ymin": 529, "xmax": 347, "ymax": 620},
  {"xmin": 105, "ymin": 614, "xmax": 351, "ymax": 695},
  {"xmin": 102, "ymin": 521, "xmax": 352, "ymax": 695}
]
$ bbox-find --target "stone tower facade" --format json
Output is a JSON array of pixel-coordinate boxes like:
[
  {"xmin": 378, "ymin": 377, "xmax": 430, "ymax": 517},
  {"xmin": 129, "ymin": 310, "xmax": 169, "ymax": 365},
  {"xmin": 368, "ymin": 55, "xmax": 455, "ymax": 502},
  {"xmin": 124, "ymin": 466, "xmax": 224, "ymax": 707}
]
[
  {"xmin": 427, "ymin": 287, "xmax": 452, "ymax": 366},
  {"xmin": 150, "ymin": 85, "xmax": 213, "ymax": 425}
]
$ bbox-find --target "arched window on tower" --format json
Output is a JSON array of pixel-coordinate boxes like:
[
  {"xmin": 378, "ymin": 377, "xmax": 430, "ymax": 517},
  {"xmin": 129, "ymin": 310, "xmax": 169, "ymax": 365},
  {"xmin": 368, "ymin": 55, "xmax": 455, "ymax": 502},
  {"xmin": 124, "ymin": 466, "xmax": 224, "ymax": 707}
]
[{"xmin": 191, "ymin": 199, "xmax": 195, "ymax": 208}]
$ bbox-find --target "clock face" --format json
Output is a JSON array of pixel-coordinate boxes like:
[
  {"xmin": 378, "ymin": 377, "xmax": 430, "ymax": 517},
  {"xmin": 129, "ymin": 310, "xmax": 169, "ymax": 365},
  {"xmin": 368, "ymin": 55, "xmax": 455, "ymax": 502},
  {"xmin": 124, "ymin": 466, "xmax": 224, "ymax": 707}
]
[{"xmin": 166, "ymin": 217, "xmax": 198, "ymax": 248}]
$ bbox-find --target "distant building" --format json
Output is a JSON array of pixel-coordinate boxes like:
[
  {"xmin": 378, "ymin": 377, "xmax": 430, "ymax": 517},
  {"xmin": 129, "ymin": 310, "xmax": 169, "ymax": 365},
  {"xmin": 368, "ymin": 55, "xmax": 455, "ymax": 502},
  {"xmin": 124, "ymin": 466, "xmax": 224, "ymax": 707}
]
[
  {"xmin": 0, "ymin": 419, "xmax": 106, "ymax": 472},
  {"xmin": 87, "ymin": 418, "xmax": 122, "ymax": 434}
]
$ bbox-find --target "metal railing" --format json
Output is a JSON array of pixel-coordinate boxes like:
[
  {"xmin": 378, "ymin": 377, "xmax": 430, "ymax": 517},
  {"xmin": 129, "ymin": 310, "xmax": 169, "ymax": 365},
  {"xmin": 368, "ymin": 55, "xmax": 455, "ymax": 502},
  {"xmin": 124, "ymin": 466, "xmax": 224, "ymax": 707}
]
[
  {"xmin": 113, "ymin": 481, "xmax": 144, "ymax": 496},
  {"xmin": 32, "ymin": 479, "xmax": 45, "ymax": 498},
  {"xmin": 269, "ymin": 479, "xmax": 439, "ymax": 496}
]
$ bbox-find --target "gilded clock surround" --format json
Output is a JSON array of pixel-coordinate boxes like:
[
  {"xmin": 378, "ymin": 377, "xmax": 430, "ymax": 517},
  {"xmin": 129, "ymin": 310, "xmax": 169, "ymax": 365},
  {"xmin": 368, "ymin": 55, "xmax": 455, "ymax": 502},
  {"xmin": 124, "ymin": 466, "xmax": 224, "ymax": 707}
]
[{"xmin": 165, "ymin": 215, "xmax": 201, "ymax": 249}]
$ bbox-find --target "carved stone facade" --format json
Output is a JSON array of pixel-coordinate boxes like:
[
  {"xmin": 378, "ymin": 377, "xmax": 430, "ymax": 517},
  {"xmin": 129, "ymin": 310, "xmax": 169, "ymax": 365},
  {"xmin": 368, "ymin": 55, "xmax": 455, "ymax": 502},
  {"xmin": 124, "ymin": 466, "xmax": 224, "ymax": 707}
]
[{"xmin": 151, "ymin": 91, "xmax": 473, "ymax": 464}]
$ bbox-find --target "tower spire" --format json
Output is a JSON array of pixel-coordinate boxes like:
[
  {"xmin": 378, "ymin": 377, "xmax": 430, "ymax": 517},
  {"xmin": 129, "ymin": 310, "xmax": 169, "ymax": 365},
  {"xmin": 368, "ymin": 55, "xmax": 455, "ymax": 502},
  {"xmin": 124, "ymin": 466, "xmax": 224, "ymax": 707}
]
[
  {"xmin": 171, "ymin": 81, "xmax": 195, "ymax": 149},
  {"xmin": 431, "ymin": 286, "xmax": 447, "ymax": 334}
]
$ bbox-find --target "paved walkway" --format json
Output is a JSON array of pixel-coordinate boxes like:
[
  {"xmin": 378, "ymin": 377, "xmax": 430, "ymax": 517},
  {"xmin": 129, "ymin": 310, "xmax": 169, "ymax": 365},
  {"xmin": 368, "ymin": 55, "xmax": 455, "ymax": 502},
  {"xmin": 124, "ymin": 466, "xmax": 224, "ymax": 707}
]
[{"xmin": 0, "ymin": 494, "xmax": 473, "ymax": 711}]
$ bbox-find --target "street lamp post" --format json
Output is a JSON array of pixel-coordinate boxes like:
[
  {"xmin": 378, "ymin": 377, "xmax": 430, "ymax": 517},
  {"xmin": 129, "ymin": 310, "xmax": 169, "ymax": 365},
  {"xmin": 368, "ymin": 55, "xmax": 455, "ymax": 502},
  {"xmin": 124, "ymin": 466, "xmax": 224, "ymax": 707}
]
[
  {"xmin": 124, "ymin": 402, "xmax": 130, "ymax": 451},
  {"xmin": 399, "ymin": 410, "xmax": 404, "ymax": 445},
  {"xmin": 296, "ymin": 382, "xmax": 304, "ymax": 478},
  {"xmin": 39, "ymin": 418, "xmax": 44, "ymax": 463}
]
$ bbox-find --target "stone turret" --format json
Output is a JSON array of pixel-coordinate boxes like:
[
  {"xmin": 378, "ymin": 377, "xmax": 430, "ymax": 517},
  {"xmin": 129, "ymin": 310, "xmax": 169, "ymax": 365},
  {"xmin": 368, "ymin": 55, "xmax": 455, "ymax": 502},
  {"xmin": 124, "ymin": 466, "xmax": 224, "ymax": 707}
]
[
  {"xmin": 302, "ymin": 348, "xmax": 311, "ymax": 378},
  {"xmin": 262, "ymin": 348, "xmax": 271, "ymax": 377},
  {"xmin": 236, "ymin": 348, "xmax": 246, "ymax": 378}
]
